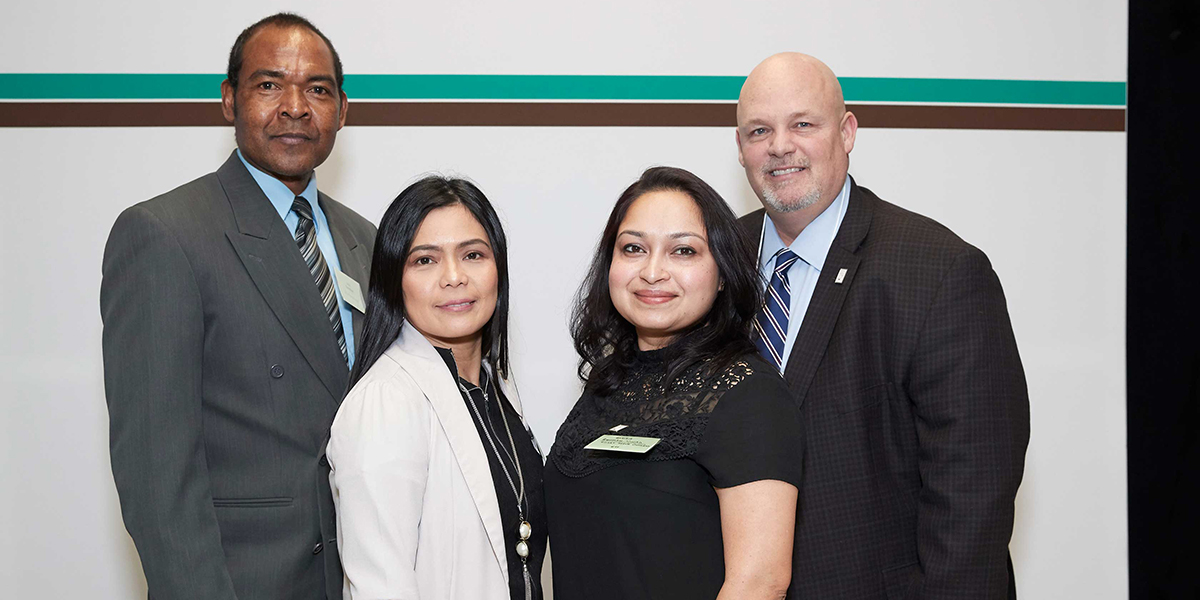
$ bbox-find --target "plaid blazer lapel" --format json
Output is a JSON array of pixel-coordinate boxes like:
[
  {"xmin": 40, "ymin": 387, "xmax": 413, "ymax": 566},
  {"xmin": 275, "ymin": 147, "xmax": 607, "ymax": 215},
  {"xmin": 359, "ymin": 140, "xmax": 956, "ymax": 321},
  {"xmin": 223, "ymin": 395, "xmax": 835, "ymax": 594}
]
[{"xmin": 780, "ymin": 178, "xmax": 874, "ymax": 406}]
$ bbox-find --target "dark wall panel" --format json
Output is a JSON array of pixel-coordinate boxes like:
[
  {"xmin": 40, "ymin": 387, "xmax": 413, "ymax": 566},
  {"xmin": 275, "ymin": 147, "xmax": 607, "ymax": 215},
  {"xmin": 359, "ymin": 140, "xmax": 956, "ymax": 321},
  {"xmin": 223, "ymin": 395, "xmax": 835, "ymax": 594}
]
[{"xmin": 1128, "ymin": 1, "xmax": 1200, "ymax": 597}]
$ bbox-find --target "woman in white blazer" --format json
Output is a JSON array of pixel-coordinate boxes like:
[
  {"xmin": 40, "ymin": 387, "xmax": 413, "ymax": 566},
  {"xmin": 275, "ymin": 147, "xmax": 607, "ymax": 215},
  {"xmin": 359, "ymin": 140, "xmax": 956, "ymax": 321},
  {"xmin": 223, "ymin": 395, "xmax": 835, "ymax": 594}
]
[{"xmin": 327, "ymin": 177, "xmax": 546, "ymax": 600}]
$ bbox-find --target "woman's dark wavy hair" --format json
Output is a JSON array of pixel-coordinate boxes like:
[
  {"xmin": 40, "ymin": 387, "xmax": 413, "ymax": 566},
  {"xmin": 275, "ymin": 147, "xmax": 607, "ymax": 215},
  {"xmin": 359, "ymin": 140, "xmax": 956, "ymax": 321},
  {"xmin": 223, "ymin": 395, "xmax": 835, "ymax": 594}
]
[
  {"xmin": 571, "ymin": 166, "xmax": 762, "ymax": 395},
  {"xmin": 349, "ymin": 176, "xmax": 510, "ymax": 389}
]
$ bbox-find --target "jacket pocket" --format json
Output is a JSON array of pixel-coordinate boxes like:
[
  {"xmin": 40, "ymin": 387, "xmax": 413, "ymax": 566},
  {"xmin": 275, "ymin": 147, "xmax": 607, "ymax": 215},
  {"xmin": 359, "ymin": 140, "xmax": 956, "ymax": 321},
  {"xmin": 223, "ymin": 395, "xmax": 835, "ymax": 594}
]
[
  {"xmin": 212, "ymin": 496, "xmax": 294, "ymax": 508},
  {"xmin": 882, "ymin": 561, "xmax": 921, "ymax": 600},
  {"xmin": 837, "ymin": 381, "xmax": 893, "ymax": 415}
]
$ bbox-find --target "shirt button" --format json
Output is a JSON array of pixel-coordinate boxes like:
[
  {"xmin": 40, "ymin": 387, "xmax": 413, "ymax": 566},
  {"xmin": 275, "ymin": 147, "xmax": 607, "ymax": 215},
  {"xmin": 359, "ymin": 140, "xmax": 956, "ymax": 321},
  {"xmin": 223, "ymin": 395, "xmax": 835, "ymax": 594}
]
[
  {"xmin": 312, "ymin": 542, "xmax": 323, "ymax": 555},
  {"xmin": 270, "ymin": 364, "xmax": 285, "ymax": 378}
]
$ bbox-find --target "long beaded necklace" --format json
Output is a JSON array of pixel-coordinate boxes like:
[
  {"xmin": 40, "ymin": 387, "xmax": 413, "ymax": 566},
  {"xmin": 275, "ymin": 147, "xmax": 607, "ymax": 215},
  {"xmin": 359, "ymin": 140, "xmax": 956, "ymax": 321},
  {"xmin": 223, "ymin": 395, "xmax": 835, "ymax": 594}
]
[{"xmin": 459, "ymin": 368, "xmax": 534, "ymax": 600}]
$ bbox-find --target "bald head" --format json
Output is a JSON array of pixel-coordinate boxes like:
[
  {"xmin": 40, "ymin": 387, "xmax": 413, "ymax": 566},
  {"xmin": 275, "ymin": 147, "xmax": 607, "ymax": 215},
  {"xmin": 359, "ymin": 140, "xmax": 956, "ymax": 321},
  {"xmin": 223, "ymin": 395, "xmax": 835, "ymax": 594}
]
[
  {"xmin": 739, "ymin": 53, "xmax": 845, "ymax": 121},
  {"xmin": 736, "ymin": 53, "xmax": 857, "ymax": 230}
]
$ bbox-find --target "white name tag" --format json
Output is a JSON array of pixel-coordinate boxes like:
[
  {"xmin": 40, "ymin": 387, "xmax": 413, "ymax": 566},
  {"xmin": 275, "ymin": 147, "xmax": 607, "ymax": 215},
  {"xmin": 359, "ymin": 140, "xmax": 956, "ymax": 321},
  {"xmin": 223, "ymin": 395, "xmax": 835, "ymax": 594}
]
[
  {"xmin": 334, "ymin": 270, "xmax": 366, "ymax": 313},
  {"xmin": 584, "ymin": 434, "xmax": 661, "ymax": 454}
]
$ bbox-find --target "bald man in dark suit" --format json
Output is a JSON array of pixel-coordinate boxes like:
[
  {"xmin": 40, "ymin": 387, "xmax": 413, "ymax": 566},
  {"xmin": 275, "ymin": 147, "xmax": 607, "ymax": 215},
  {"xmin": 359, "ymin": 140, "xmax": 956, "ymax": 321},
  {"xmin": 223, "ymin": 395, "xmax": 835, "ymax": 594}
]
[{"xmin": 735, "ymin": 52, "xmax": 1030, "ymax": 599}]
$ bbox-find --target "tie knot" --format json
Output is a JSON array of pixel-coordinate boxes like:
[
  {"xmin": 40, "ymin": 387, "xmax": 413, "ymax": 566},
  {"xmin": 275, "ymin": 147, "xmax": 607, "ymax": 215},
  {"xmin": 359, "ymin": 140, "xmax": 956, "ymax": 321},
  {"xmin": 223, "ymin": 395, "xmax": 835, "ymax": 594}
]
[
  {"xmin": 291, "ymin": 196, "xmax": 314, "ymax": 222},
  {"xmin": 773, "ymin": 248, "xmax": 801, "ymax": 275}
]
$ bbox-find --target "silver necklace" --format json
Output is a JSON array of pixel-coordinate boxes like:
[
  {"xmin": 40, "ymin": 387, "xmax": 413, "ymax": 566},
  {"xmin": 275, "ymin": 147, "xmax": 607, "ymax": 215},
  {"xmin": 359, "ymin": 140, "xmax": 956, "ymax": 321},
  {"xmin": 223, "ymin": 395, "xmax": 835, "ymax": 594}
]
[{"xmin": 459, "ymin": 370, "xmax": 534, "ymax": 600}]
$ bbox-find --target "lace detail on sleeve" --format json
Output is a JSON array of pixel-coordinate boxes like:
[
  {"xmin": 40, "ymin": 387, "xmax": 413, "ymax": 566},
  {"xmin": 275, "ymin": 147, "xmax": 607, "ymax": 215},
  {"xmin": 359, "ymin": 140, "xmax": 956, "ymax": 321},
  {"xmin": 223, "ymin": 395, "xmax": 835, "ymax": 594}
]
[{"xmin": 550, "ymin": 359, "xmax": 755, "ymax": 478}]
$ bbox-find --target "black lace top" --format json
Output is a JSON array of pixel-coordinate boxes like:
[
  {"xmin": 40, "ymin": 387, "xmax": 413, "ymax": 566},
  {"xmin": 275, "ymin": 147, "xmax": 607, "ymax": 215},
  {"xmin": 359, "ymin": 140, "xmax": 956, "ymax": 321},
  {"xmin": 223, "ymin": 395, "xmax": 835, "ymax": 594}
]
[{"xmin": 544, "ymin": 349, "xmax": 802, "ymax": 600}]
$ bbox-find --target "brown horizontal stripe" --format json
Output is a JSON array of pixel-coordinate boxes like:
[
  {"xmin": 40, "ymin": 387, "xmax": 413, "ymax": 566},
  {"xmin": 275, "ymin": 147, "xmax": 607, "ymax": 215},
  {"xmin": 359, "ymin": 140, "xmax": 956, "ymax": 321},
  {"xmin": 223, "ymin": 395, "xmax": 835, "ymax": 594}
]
[
  {"xmin": 851, "ymin": 104, "xmax": 1126, "ymax": 131},
  {"xmin": 1, "ymin": 102, "xmax": 230, "ymax": 127},
  {"xmin": 351, "ymin": 102, "xmax": 738, "ymax": 126},
  {"xmin": 0, "ymin": 102, "xmax": 1125, "ymax": 131}
]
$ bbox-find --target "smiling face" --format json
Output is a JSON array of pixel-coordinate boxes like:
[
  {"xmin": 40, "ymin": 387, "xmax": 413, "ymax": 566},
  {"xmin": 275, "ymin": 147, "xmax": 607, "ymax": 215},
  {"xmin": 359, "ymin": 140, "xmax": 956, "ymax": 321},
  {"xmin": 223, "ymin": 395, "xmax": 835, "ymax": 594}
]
[
  {"xmin": 608, "ymin": 189, "xmax": 722, "ymax": 350},
  {"xmin": 220, "ymin": 25, "xmax": 347, "ymax": 194},
  {"xmin": 401, "ymin": 204, "xmax": 499, "ymax": 350},
  {"xmin": 736, "ymin": 53, "xmax": 856, "ymax": 214}
]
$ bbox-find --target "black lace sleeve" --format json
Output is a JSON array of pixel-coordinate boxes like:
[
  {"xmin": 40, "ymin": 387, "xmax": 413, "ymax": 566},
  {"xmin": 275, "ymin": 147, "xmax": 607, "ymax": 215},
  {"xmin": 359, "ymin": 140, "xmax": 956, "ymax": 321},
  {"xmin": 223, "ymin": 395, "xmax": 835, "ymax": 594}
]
[{"xmin": 692, "ymin": 357, "xmax": 803, "ymax": 489}]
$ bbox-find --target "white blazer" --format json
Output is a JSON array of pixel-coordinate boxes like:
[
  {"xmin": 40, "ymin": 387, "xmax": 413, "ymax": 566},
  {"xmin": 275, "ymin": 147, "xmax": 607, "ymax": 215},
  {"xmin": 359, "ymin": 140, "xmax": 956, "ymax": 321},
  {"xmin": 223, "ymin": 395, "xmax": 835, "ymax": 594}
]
[{"xmin": 328, "ymin": 321, "xmax": 531, "ymax": 600}]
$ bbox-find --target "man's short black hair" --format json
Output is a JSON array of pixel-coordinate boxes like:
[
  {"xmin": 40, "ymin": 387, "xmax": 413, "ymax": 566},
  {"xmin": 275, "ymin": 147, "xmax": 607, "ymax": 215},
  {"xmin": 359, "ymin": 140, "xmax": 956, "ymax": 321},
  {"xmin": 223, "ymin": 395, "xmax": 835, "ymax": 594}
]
[{"xmin": 226, "ymin": 13, "xmax": 344, "ymax": 92}]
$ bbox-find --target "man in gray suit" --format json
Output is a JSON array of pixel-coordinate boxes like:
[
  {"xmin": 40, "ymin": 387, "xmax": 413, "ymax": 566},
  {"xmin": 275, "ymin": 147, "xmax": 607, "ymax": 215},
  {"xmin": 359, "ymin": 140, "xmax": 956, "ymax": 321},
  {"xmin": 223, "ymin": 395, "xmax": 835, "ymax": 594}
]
[
  {"xmin": 736, "ymin": 53, "xmax": 1030, "ymax": 599},
  {"xmin": 101, "ymin": 13, "xmax": 375, "ymax": 600}
]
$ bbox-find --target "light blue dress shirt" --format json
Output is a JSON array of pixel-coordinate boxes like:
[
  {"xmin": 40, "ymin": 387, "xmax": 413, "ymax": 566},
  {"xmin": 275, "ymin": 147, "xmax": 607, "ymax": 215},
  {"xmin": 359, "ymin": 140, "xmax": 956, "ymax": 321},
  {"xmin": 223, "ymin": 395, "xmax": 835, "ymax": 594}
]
[
  {"xmin": 237, "ymin": 150, "xmax": 356, "ymax": 367},
  {"xmin": 757, "ymin": 175, "xmax": 851, "ymax": 370}
]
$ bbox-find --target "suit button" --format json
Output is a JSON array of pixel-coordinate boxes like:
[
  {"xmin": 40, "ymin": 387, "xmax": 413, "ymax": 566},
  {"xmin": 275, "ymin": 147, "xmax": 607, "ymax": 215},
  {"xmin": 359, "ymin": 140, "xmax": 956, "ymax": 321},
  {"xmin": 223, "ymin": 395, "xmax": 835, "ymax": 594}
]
[
  {"xmin": 270, "ymin": 364, "xmax": 285, "ymax": 378},
  {"xmin": 312, "ymin": 542, "xmax": 323, "ymax": 555},
  {"xmin": 319, "ymin": 455, "xmax": 329, "ymax": 468}
]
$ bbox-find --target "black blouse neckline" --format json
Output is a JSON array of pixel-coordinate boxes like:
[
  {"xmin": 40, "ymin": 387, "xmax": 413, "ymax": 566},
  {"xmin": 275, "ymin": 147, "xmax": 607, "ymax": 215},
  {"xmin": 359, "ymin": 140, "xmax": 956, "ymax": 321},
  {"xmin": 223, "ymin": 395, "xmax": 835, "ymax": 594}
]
[
  {"xmin": 433, "ymin": 345, "xmax": 484, "ymax": 389},
  {"xmin": 633, "ymin": 346, "xmax": 666, "ymax": 364}
]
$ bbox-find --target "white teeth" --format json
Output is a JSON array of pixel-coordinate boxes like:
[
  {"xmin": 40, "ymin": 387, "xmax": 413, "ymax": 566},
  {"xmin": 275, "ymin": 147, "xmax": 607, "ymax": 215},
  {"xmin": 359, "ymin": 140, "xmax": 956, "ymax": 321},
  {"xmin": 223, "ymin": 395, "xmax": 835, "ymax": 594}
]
[{"xmin": 771, "ymin": 167, "xmax": 803, "ymax": 176}]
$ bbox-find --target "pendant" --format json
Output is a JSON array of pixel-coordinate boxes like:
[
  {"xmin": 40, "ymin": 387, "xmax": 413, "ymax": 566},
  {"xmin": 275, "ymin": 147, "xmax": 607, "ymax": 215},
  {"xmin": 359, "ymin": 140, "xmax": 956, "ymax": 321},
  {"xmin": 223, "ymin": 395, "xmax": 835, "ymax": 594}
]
[{"xmin": 516, "ymin": 520, "xmax": 532, "ymax": 558}]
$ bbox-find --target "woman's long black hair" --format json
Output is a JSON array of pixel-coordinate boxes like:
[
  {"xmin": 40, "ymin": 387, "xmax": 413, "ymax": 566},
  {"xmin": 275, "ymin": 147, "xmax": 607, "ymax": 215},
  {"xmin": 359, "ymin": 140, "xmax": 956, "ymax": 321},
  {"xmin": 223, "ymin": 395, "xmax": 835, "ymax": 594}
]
[
  {"xmin": 571, "ymin": 166, "xmax": 762, "ymax": 395},
  {"xmin": 348, "ymin": 176, "xmax": 511, "ymax": 389}
]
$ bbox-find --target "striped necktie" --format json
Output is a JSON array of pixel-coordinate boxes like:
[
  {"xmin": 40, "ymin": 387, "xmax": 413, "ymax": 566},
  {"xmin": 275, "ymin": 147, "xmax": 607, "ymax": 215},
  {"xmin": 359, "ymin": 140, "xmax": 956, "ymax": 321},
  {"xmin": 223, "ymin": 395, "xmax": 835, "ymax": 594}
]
[
  {"xmin": 754, "ymin": 248, "xmax": 801, "ymax": 369},
  {"xmin": 291, "ymin": 196, "xmax": 348, "ymax": 363}
]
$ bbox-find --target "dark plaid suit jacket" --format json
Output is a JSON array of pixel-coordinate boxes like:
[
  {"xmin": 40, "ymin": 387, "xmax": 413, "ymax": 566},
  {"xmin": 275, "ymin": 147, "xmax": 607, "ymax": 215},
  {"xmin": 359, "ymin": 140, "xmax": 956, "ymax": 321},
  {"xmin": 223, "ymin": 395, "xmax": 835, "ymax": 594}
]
[{"xmin": 739, "ymin": 179, "xmax": 1030, "ymax": 600}]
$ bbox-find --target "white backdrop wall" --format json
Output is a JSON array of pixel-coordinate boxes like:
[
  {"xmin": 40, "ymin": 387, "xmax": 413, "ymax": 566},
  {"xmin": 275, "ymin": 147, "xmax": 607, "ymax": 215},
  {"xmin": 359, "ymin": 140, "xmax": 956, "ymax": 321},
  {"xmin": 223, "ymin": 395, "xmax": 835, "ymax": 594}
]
[{"xmin": 0, "ymin": 1, "xmax": 1127, "ymax": 598}]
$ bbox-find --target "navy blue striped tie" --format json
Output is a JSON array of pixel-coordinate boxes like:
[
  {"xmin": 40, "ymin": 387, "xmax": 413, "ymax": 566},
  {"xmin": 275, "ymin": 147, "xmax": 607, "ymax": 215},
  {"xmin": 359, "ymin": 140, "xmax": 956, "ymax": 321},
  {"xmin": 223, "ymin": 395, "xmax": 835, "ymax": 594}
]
[{"xmin": 754, "ymin": 249, "xmax": 800, "ymax": 369}]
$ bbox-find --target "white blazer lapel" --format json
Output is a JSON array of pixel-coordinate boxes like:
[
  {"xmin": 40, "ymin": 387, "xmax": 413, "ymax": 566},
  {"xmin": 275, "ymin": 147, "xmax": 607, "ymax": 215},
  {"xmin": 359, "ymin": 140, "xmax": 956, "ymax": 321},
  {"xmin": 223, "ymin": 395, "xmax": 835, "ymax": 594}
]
[{"xmin": 388, "ymin": 322, "xmax": 510, "ymax": 582}]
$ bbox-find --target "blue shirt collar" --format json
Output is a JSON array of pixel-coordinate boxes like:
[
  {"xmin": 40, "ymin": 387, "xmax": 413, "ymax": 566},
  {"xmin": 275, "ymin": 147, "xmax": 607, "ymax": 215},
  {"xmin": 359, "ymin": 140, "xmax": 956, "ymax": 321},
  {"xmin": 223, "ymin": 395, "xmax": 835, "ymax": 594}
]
[
  {"xmin": 759, "ymin": 175, "xmax": 852, "ymax": 273},
  {"xmin": 236, "ymin": 149, "xmax": 318, "ymax": 220}
]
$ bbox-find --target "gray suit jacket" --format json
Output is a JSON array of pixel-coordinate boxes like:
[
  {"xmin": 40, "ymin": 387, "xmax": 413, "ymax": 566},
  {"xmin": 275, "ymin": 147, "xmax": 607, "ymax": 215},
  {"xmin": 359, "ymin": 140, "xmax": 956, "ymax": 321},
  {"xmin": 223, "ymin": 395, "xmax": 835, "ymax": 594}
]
[
  {"xmin": 101, "ymin": 151, "xmax": 376, "ymax": 600},
  {"xmin": 739, "ymin": 180, "xmax": 1029, "ymax": 600}
]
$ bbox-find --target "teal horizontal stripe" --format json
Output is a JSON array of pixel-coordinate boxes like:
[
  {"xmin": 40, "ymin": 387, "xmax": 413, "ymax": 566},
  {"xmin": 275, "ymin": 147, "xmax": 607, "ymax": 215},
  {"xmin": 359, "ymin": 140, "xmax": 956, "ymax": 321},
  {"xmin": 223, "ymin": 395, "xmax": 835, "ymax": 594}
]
[
  {"xmin": 351, "ymin": 75, "xmax": 746, "ymax": 100},
  {"xmin": 839, "ymin": 77, "xmax": 1126, "ymax": 106},
  {"xmin": 0, "ymin": 74, "xmax": 1126, "ymax": 106},
  {"xmin": 2, "ymin": 74, "xmax": 228, "ymax": 100}
]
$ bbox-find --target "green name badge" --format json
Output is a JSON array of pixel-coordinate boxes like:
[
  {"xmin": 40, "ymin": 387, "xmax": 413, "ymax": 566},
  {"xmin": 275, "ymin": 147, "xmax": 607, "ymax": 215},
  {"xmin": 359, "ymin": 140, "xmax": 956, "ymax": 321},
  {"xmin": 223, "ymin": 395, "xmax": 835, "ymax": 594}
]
[{"xmin": 584, "ymin": 434, "xmax": 661, "ymax": 454}]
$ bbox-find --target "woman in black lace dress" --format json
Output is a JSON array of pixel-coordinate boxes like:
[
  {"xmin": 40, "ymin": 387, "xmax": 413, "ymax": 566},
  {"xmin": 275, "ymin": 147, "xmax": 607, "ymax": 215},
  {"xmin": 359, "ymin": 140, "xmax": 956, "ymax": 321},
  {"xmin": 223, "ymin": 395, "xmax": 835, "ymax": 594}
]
[{"xmin": 544, "ymin": 167, "xmax": 802, "ymax": 599}]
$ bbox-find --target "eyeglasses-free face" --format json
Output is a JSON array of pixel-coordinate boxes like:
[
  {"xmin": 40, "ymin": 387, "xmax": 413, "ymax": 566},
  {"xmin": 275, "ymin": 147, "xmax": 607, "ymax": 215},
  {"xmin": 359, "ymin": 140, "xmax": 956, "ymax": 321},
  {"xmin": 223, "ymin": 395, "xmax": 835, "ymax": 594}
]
[
  {"xmin": 608, "ymin": 190, "xmax": 723, "ymax": 351},
  {"xmin": 402, "ymin": 204, "xmax": 500, "ymax": 349},
  {"xmin": 221, "ymin": 25, "xmax": 347, "ymax": 195}
]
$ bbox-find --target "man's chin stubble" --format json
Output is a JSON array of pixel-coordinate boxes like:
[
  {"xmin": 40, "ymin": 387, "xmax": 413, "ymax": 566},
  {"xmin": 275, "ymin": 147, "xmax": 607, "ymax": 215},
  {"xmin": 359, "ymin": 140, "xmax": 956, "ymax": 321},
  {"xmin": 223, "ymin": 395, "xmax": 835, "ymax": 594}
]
[{"xmin": 762, "ymin": 185, "xmax": 821, "ymax": 213}]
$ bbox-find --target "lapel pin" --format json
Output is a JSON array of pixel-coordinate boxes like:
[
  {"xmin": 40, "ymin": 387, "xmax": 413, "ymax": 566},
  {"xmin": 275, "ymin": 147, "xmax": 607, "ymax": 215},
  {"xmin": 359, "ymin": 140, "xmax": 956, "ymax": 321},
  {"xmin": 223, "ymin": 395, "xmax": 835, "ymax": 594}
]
[{"xmin": 835, "ymin": 268, "xmax": 848, "ymax": 284}]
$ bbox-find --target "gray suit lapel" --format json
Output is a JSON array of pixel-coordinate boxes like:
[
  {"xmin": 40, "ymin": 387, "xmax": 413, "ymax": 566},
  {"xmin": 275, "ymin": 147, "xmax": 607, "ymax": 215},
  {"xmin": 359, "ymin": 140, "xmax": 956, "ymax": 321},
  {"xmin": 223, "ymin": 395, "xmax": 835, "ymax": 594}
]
[
  {"xmin": 320, "ymin": 192, "xmax": 371, "ymax": 345},
  {"xmin": 216, "ymin": 151, "xmax": 349, "ymax": 403},
  {"xmin": 779, "ymin": 179, "xmax": 873, "ymax": 407}
]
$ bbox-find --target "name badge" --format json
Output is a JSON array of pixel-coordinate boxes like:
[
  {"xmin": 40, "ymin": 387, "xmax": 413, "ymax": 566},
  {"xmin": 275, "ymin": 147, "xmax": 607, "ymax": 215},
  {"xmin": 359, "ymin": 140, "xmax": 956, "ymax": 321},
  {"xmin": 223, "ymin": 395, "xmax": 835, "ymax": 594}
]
[
  {"xmin": 333, "ymin": 269, "xmax": 366, "ymax": 313},
  {"xmin": 585, "ymin": 434, "xmax": 661, "ymax": 454}
]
